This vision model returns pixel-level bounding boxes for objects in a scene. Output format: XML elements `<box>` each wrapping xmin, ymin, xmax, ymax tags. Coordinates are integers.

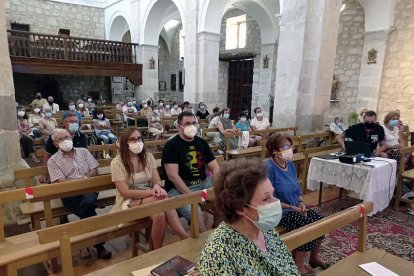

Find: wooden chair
<box><xmin>394</xmin><ymin>146</ymin><xmax>414</xmax><ymax>209</ymax></box>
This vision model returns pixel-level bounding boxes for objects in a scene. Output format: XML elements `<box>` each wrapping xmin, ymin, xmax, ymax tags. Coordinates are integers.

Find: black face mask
<box><xmin>48</xmin><ymin>101</ymin><xmax>53</xmax><ymax>104</ymax></box>
<box><xmin>36</xmin><ymin>95</ymin><xmax>41</xmax><ymax>99</ymax></box>
<box><xmin>364</xmin><ymin>121</ymin><xmax>375</xmax><ymax>130</ymax></box>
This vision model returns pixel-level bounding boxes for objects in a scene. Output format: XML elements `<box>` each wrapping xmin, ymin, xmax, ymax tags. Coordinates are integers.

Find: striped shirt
<box><xmin>47</xmin><ymin>148</ymin><xmax>99</xmax><ymax>183</ymax></box>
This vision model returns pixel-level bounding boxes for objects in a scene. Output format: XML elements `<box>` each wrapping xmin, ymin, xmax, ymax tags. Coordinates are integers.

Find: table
<box><xmin>307</xmin><ymin>157</ymin><xmax>396</xmax><ymax>215</ymax></box>
<box><xmin>319</xmin><ymin>248</ymin><xmax>414</xmax><ymax>275</ymax></box>
<box><xmin>86</xmin><ymin>230</ymin><xmax>213</xmax><ymax>276</ymax></box>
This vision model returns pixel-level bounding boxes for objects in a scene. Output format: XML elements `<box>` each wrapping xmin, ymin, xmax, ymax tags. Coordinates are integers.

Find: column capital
<box><xmin>197</xmin><ymin>31</ymin><xmax>222</xmax><ymax>42</ymax></box>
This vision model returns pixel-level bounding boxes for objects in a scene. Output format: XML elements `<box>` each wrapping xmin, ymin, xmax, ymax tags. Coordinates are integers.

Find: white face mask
<box><xmin>18</xmin><ymin>111</ymin><xmax>25</xmax><ymax>117</ymax></box>
<box><xmin>88</xmin><ymin>98</ymin><xmax>92</xmax><ymax>103</ymax></box>
<box><xmin>256</xmin><ymin>113</ymin><xmax>263</xmax><ymax>119</ymax></box>
<box><xmin>200</xmin><ymin>105</ymin><xmax>205</xmax><ymax>109</ymax></box>
<box><xmin>97</xmin><ymin>114</ymin><xmax>104</xmax><ymax>119</ymax></box>
<box><xmin>45</xmin><ymin>112</ymin><xmax>52</xmax><ymax>117</ymax></box>
<box><xmin>240</xmin><ymin>117</ymin><xmax>247</xmax><ymax>123</ymax></box>
<box><xmin>173</xmin><ymin>105</ymin><xmax>178</xmax><ymax>109</ymax></box>
<box><xmin>69</xmin><ymin>105</ymin><xmax>76</xmax><ymax>111</ymax></box>
<box><xmin>159</xmin><ymin>102</ymin><xmax>164</xmax><ymax>107</ymax></box>
<box><xmin>143</xmin><ymin>104</ymin><xmax>148</xmax><ymax>108</ymax></box>
<box><xmin>183</xmin><ymin>125</ymin><xmax>198</xmax><ymax>139</ymax></box>
<box><xmin>129</xmin><ymin>141</ymin><xmax>144</xmax><ymax>154</ymax></box>
<box><xmin>280</xmin><ymin>148</ymin><xmax>294</xmax><ymax>161</ymax></box>
<box><xmin>78</xmin><ymin>103</ymin><xmax>84</xmax><ymax>109</ymax></box>
<box><xmin>59</xmin><ymin>139</ymin><xmax>73</xmax><ymax>152</ymax></box>
<box><xmin>165</xmin><ymin>105</ymin><xmax>170</xmax><ymax>109</ymax></box>
<box><xmin>245</xmin><ymin>200</ymin><xmax>282</xmax><ymax>232</ymax></box>
<box><xmin>34</xmin><ymin>108</ymin><xmax>41</xmax><ymax>114</ymax></box>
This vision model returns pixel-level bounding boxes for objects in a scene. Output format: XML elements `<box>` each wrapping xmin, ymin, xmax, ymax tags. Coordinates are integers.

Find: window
<box><xmin>225</xmin><ymin>14</ymin><xmax>246</xmax><ymax>50</ymax></box>
<box><xmin>11</xmin><ymin>23</ymin><xmax>30</xmax><ymax>32</ymax></box>
<box><xmin>179</xmin><ymin>29</ymin><xmax>184</xmax><ymax>60</ymax></box>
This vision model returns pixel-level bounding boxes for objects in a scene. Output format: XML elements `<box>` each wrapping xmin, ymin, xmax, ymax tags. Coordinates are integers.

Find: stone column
<box><xmin>183</xmin><ymin>0</ymin><xmax>198</xmax><ymax>105</ymax></box>
<box><xmin>356</xmin><ymin>30</ymin><xmax>390</xmax><ymax>111</ymax></box>
<box><xmin>273</xmin><ymin>0</ymin><xmax>342</xmax><ymax>131</ymax></box>
<box><xmin>195</xmin><ymin>31</ymin><xmax>221</xmax><ymax>108</ymax></box>
<box><xmin>136</xmin><ymin>44</ymin><xmax>159</xmax><ymax>101</ymax></box>
<box><xmin>0</xmin><ymin>0</ymin><xmax>28</xmax><ymax>223</ymax></box>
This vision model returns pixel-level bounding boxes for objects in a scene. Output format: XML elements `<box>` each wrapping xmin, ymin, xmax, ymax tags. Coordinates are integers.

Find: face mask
<box><xmin>97</xmin><ymin>114</ymin><xmax>104</xmax><ymax>119</ymax></box>
<box><xmin>256</xmin><ymin>113</ymin><xmax>263</xmax><ymax>118</ymax></box>
<box><xmin>159</xmin><ymin>102</ymin><xmax>164</xmax><ymax>107</ymax></box>
<box><xmin>223</xmin><ymin>113</ymin><xmax>230</xmax><ymax>119</ymax></box>
<box><xmin>78</xmin><ymin>104</ymin><xmax>84</xmax><ymax>109</ymax></box>
<box><xmin>45</xmin><ymin>112</ymin><xmax>52</xmax><ymax>117</ymax></box>
<box><xmin>245</xmin><ymin>200</ymin><xmax>282</xmax><ymax>231</ymax></box>
<box><xmin>127</xmin><ymin>102</ymin><xmax>133</xmax><ymax>107</ymax></box>
<box><xmin>154</xmin><ymin>109</ymin><xmax>159</xmax><ymax>114</ymax></box>
<box><xmin>200</xmin><ymin>105</ymin><xmax>205</xmax><ymax>109</ymax></box>
<box><xmin>184</xmin><ymin>125</ymin><xmax>198</xmax><ymax>139</ymax></box>
<box><xmin>68</xmin><ymin>123</ymin><xmax>79</xmax><ymax>133</ymax></box>
<box><xmin>240</xmin><ymin>117</ymin><xmax>247</xmax><ymax>123</ymax></box>
<box><xmin>129</xmin><ymin>141</ymin><xmax>144</xmax><ymax>154</ymax></box>
<box><xmin>69</xmin><ymin>105</ymin><xmax>76</xmax><ymax>111</ymax></box>
<box><xmin>34</xmin><ymin>108</ymin><xmax>41</xmax><ymax>114</ymax></box>
<box><xmin>18</xmin><ymin>111</ymin><xmax>25</xmax><ymax>117</ymax></box>
<box><xmin>59</xmin><ymin>139</ymin><xmax>73</xmax><ymax>152</ymax></box>
<box><xmin>132</xmin><ymin>100</ymin><xmax>137</xmax><ymax>105</ymax></box>
<box><xmin>389</xmin><ymin>119</ymin><xmax>399</xmax><ymax>127</ymax></box>
<box><xmin>280</xmin><ymin>148</ymin><xmax>294</xmax><ymax>161</ymax></box>
<box><xmin>143</xmin><ymin>104</ymin><xmax>148</xmax><ymax>108</ymax></box>
<box><xmin>174</xmin><ymin>105</ymin><xmax>178</xmax><ymax>109</ymax></box>
<box><xmin>88</xmin><ymin>98</ymin><xmax>92</xmax><ymax>103</ymax></box>
<box><xmin>364</xmin><ymin>121</ymin><xmax>375</xmax><ymax>130</ymax></box>
<box><xmin>48</xmin><ymin>101</ymin><xmax>53</xmax><ymax>104</ymax></box>
<box><xmin>165</xmin><ymin>105</ymin><xmax>170</xmax><ymax>109</ymax></box>
<box><xmin>36</xmin><ymin>95</ymin><xmax>41</xmax><ymax>99</ymax></box>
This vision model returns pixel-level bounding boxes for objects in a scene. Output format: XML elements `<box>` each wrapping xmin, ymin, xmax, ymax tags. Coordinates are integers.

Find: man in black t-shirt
<box><xmin>162</xmin><ymin>111</ymin><xmax>220</xmax><ymax>231</ymax></box>
<box><xmin>337</xmin><ymin>110</ymin><xmax>385</xmax><ymax>155</ymax></box>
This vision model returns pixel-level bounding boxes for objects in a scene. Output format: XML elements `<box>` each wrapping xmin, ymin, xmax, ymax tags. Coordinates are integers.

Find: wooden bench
<box><xmin>36</xmin><ymin>189</ymin><xmax>214</xmax><ymax>276</ymax></box>
<box><xmin>0</xmin><ymin>175</ymin><xmax>152</xmax><ymax>276</ymax></box>
<box><xmin>297</xmin><ymin>131</ymin><xmax>332</xmax><ymax>152</ymax></box>
<box><xmin>394</xmin><ymin>146</ymin><xmax>414</xmax><ymax>209</ymax></box>
<box><xmin>84</xmin><ymin>201</ymin><xmax>373</xmax><ymax>276</ymax></box>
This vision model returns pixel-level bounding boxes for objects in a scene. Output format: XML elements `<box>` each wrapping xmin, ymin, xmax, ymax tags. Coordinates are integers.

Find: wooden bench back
<box><xmin>394</xmin><ymin>146</ymin><xmax>414</xmax><ymax>208</ymax></box>
<box><xmin>250</xmin><ymin>127</ymin><xmax>298</xmax><ymax>137</ymax></box>
<box><xmin>297</xmin><ymin>131</ymin><xmax>332</xmax><ymax>152</ymax></box>
<box><xmin>281</xmin><ymin>201</ymin><xmax>373</xmax><ymax>252</ymax></box>
<box><xmin>37</xmin><ymin>188</ymin><xmax>215</xmax><ymax>276</ymax></box>
<box><xmin>300</xmin><ymin>144</ymin><xmax>341</xmax><ymax>193</ymax></box>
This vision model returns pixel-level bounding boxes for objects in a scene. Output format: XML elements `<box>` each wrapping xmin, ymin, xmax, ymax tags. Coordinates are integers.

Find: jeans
<box><xmin>98</xmin><ymin>132</ymin><xmax>117</xmax><ymax>144</ymax></box>
<box><xmin>32</xmin><ymin>128</ymin><xmax>41</xmax><ymax>138</ymax></box>
<box><xmin>168</xmin><ymin>177</ymin><xmax>212</xmax><ymax>222</ymax></box>
<box><xmin>61</xmin><ymin>192</ymin><xmax>98</xmax><ymax>219</ymax></box>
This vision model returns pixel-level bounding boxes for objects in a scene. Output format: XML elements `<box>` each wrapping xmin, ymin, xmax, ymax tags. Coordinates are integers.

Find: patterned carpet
<box><xmin>314</xmin><ymin>197</ymin><xmax>414</xmax><ymax>264</ymax></box>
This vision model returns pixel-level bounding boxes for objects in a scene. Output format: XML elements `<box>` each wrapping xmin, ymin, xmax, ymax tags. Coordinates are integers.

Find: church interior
<box><xmin>0</xmin><ymin>0</ymin><xmax>414</xmax><ymax>275</ymax></box>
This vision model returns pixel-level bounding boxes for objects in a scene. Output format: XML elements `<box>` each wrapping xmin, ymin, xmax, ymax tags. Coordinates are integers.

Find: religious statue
<box><xmin>263</xmin><ymin>55</ymin><xmax>269</xmax><ymax>69</ymax></box>
<box><xmin>367</xmin><ymin>48</ymin><xmax>377</xmax><ymax>64</ymax></box>
<box><xmin>331</xmin><ymin>74</ymin><xmax>339</xmax><ymax>100</ymax></box>
<box><xmin>149</xmin><ymin>56</ymin><xmax>156</xmax><ymax>69</ymax></box>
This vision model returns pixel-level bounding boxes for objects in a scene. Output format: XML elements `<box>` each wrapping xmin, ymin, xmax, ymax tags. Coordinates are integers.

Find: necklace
<box><xmin>273</xmin><ymin>156</ymin><xmax>287</xmax><ymax>169</ymax></box>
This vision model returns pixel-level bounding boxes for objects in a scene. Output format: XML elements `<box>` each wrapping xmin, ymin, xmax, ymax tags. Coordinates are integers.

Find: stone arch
<box><xmin>141</xmin><ymin>0</ymin><xmax>185</xmax><ymax>46</ymax></box>
<box><xmin>356</xmin><ymin>0</ymin><xmax>395</xmax><ymax>31</ymax></box>
<box><xmin>199</xmin><ymin>0</ymin><xmax>280</xmax><ymax>44</ymax></box>
<box><xmin>107</xmin><ymin>13</ymin><xmax>131</xmax><ymax>42</ymax></box>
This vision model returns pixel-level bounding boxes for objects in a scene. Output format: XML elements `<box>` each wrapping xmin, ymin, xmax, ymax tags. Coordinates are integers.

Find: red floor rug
<box><xmin>314</xmin><ymin>197</ymin><xmax>414</xmax><ymax>263</ymax></box>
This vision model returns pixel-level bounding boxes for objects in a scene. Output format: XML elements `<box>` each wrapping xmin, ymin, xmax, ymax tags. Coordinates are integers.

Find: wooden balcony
<box><xmin>7</xmin><ymin>30</ymin><xmax>142</xmax><ymax>85</ymax></box>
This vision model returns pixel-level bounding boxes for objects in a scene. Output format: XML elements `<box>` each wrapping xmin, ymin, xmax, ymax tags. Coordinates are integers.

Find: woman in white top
<box><xmin>170</xmin><ymin>102</ymin><xmax>182</xmax><ymax>115</ymax></box>
<box><xmin>110</xmin><ymin>128</ymin><xmax>188</xmax><ymax>249</ymax></box>
<box><xmin>147</xmin><ymin>106</ymin><xmax>163</xmax><ymax>140</ymax></box>
<box><xmin>378</xmin><ymin>111</ymin><xmax>404</xmax><ymax>159</ymax></box>
<box><xmin>29</xmin><ymin>105</ymin><xmax>44</xmax><ymax>138</ymax></box>
<box><xmin>250</xmin><ymin>107</ymin><xmax>270</xmax><ymax>131</ymax></box>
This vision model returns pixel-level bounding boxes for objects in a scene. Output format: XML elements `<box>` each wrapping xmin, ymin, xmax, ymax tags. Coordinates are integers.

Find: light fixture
<box><xmin>340</xmin><ymin>3</ymin><xmax>346</xmax><ymax>12</ymax></box>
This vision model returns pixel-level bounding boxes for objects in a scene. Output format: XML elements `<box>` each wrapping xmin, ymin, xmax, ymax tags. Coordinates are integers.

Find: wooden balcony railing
<box><xmin>7</xmin><ymin>30</ymin><xmax>138</xmax><ymax>64</ymax></box>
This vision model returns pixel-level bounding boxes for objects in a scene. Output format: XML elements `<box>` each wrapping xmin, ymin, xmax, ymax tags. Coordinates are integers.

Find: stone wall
<box><xmin>158</xmin><ymin>27</ymin><xmax>184</xmax><ymax>104</ymax></box>
<box><xmin>328</xmin><ymin>0</ymin><xmax>365</xmax><ymax>125</ymax></box>
<box><xmin>217</xmin><ymin>9</ymin><xmax>261</xmax><ymax>112</ymax></box>
<box><xmin>378</xmin><ymin>0</ymin><xmax>414</xmax><ymax>129</ymax></box>
<box><xmin>13</xmin><ymin>74</ymin><xmax>111</xmax><ymax>108</ymax></box>
<box><xmin>5</xmin><ymin>0</ymin><xmax>104</xmax><ymax>39</ymax></box>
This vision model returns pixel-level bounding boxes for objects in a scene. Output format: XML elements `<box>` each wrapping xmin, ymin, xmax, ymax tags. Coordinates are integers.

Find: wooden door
<box><xmin>227</xmin><ymin>59</ymin><xmax>253</xmax><ymax>120</ymax></box>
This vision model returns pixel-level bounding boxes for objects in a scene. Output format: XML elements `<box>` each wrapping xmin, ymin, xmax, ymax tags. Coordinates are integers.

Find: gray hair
<box><xmin>51</xmin><ymin>128</ymin><xmax>68</xmax><ymax>142</ymax></box>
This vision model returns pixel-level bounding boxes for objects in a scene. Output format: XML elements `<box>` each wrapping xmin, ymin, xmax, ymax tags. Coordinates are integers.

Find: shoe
<box><xmin>60</xmin><ymin>215</ymin><xmax>69</xmax><ymax>224</ymax></box>
<box><xmin>96</xmin><ymin>246</ymin><xmax>112</xmax><ymax>259</ymax></box>
<box><xmin>217</xmin><ymin>149</ymin><xmax>224</xmax><ymax>155</ymax></box>
<box><xmin>300</xmin><ymin>269</ymin><xmax>316</xmax><ymax>276</ymax></box>
<box><xmin>309</xmin><ymin>261</ymin><xmax>332</xmax><ymax>270</ymax></box>
<box><xmin>80</xmin><ymin>247</ymin><xmax>91</xmax><ymax>259</ymax></box>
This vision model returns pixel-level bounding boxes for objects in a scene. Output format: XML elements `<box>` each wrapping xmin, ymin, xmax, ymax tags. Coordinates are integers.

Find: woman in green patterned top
<box><xmin>198</xmin><ymin>159</ymin><xmax>299</xmax><ymax>275</ymax></box>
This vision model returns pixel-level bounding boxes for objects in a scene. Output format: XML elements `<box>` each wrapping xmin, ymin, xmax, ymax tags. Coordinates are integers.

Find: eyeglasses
<box><xmin>128</xmin><ymin>137</ymin><xmax>142</xmax><ymax>143</ymax></box>
<box><xmin>279</xmin><ymin>145</ymin><xmax>294</xmax><ymax>151</ymax></box>
<box><xmin>180</xmin><ymin>121</ymin><xmax>198</xmax><ymax>127</ymax></box>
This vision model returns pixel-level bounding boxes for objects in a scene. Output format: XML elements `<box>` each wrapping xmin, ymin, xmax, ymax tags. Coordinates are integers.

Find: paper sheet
<box><xmin>359</xmin><ymin>262</ymin><xmax>399</xmax><ymax>276</ymax></box>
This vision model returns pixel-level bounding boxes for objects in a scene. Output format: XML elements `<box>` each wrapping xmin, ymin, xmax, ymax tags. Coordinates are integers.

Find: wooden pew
<box><xmin>0</xmin><ymin>175</ymin><xmax>152</xmax><ymax>276</ymax></box>
<box><xmin>36</xmin><ymin>189</ymin><xmax>214</xmax><ymax>276</ymax></box>
<box><xmin>83</xmin><ymin>202</ymin><xmax>373</xmax><ymax>276</ymax></box>
<box><xmin>394</xmin><ymin>146</ymin><xmax>414</xmax><ymax>208</ymax></box>
<box><xmin>297</xmin><ymin>131</ymin><xmax>332</xmax><ymax>152</ymax></box>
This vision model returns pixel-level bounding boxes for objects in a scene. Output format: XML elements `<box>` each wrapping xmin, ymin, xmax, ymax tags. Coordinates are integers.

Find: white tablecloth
<box><xmin>307</xmin><ymin>157</ymin><xmax>397</xmax><ymax>215</ymax></box>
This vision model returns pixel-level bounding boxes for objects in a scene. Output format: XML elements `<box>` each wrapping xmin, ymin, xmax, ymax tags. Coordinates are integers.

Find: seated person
<box><xmin>266</xmin><ymin>134</ymin><xmax>329</xmax><ymax>275</ymax></box>
<box><xmin>42</xmin><ymin>96</ymin><xmax>60</xmax><ymax>114</ymax></box>
<box><xmin>358</xmin><ymin>108</ymin><xmax>368</xmax><ymax>123</ymax></box>
<box><xmin>92</xmin><ymin>108</ymin><xmax>117</xmax><ymax>144</ymax></box>
<box><xmin>162</xmin><ymin>111</ymin><xmax>220</xmax><ymax>232</ymax></box>
<box><xmin>170</xmin><ymin>102</ymin><xmax>182</xmax><ymax>115</ymax></box>
<box><xmin>29</xmin><ymin>105</ymin><xmax>43</xmax><ymax>138</ymax></box>
<box><xmin>30</xmin><ymin>92</ymin><xmax>47</xmax><ymax>110</ymax></box>
<box><xmin>122</xmin><ymin>98</ymin><xmax>138</xmax><ymax>127</ymax></box>
<box><xmin>206</xmin><ymin>106</ymin><xmax>219</xmax><ymax>123</ymax></box>
<box><xmin>17</xmin><ymin>106</ymin><xmax>39</xmax><ymax>163</ymax></box>
<box><xmin>236</xmin><ymin>112</ymin><xmax>260</xmax><ymax>147</ymax></box>
<box><xmin>336</xmin><ymin>110</ymin><xmax>385</xmax><ymax>156</ymax></box>
<box><xmin>47</xmin><ymin>129</ymin><xmax>112</xmax><ymax>260</ymax></box>
<box><xmin>140</xmin><ymin>100</ymin><xmax>153</xmax><ymax>117</ymax></box>
<box><xmin>38</xmin><ymin>107</ymin><xmax>58</xmax><ymax>144</ymax></box>
<box><xmin>329</xmin><ymin>116</ymin><xmax>347</xmax><ymax>135</ymax></box>
<box><xmin>206</xmin><ymin>108</ymin><xmax>223</xmax><ymax>147</ymax></box>
<box><xmin>147</xmin><ymin>106</ymin><xmax>163</xmax><ymax>140</ymax></box>
<box><xmin>111</xmin><ymin>128</ymin><xmax>188</xmax><ymax>249</ymax></box>
<box><xmin>217</xmin><ymin>107</ymin><xmax>238</xmax><ymax>150</ymax></box>
<box><xmin>85</xmin><ymin>96</ymin><xmax>96</xmax><ymax>110</ymax></box>
<box><xmin>66</xmin><ymin>101</ymin><xmax>83</xmax><ymax>124</ymax></box>
<box><xmin>196</xmin><ymin>102</ymin><xmax>210</xmax><ymax>120</ymax></box>
<box><xmin>198</xmin><ymin>158</ymin><xmax>299</xmax><ymax>275</ymax></box>
<box><xmin>76</xmin><ymin>99</ymin><xmax>90</xmax><ymax>118</ymax></box>
<box><xmin>377</xmin><ymin>111</ymin><xmax>405</xmax><ymax>160</ymax></box>
<box><xmin>250</xmin><ymin>107</ymin><xmax>270</xmax><ymax>131</ymax></box>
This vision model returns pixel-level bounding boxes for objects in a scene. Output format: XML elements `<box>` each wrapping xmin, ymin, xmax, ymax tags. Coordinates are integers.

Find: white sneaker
<box><xmin>217</xmin><ymin>149</ymin><xmax>224</xmax><ymax>155</ymax></box>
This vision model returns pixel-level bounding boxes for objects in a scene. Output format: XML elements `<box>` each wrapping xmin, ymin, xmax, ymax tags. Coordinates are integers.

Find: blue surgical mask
<box><xmin>68</xmin><ymin>123</ymin><xmax>79</xmax><ymax>133</ymax></box>
<box><xmin>245</xmin><ymin>200</ymin><xmax>282</xmax><ymax>232</ymax></box>
<box><xmin>223</xmin><ymin>113</ymin><xmax>230</xmax><ymax>119</ymax></box>
<box><xmin>389</xmin><ymin>119</ymin><xmax>399</xmax><ymax>127</ymax></box>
